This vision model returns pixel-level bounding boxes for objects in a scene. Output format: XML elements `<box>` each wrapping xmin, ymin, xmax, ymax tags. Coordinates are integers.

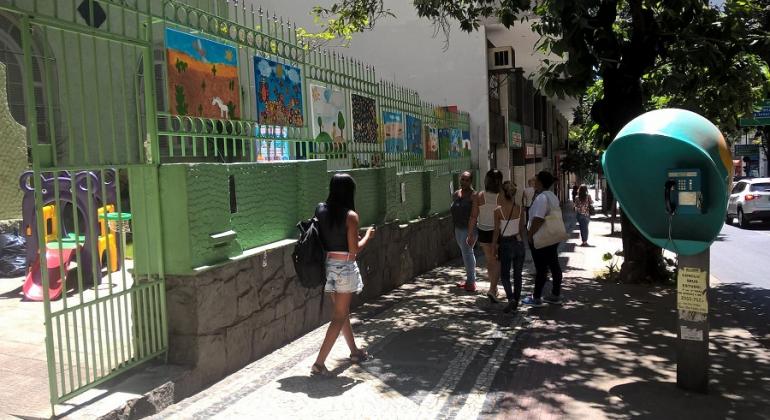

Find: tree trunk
<box><xmin>618</xmin><ymin>209</ymin><xmax>669</xmax><ymax>283</ymax></box>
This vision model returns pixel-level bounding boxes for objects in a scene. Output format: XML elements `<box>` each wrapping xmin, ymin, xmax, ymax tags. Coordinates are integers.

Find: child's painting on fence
<box><xmin>424</xmin><ymin>125</ymin><xmax>439</xmax><ymax>160</ymax></box>
<box><xmin>405</xmin><ymin>115</ymin><xmax>423</xmax><ymax>155</ymax></box>
<box><xmin>166</xmin><ymin>28</ymin><xmax>240</xmax><ymax>119</ymax></box>
<box><xmin>309</xmin><ymin>84</ymin><xmax>348</xmax><ymax>144</ymax></box>
<box><xmin>351</xmin><ymin>94</ymin><xmax>378</xmax><ymax>143</ymax></box>
<box><xmin>383</xmin><ymin>111</ymin><xmax>404</xmax><ymax>153</ymax></box>
<box><xmin>254</xmin><ymin>56</ymin><xmax>303</xmax><ymax>127</ymax></box>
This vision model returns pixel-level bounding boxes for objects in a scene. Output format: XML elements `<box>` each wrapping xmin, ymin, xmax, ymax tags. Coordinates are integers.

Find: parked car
<box><xmin>726</xmin><ymin>178</ymin><xmax>770</xmax><ymax>228</ymax></box>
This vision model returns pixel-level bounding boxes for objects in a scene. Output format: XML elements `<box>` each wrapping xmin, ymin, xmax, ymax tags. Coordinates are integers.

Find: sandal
<box><xmin>310</xmin><ymin>363</ymin><xmax>333</xmax><ymax>377</ymax></box>
<box><xmin>487</xmin><ymin>293</ymin><xmax>500</xmax><ymax>304</ymax></box>
<box><xmin>349</xmin><ymin>349</ymin><xmax>369</xmax><ymax>364</ymax></box>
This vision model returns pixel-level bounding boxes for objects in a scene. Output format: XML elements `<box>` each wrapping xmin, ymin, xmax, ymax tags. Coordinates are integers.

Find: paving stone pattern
<box><xmin>155</xmin><ymin>200</ymin><xmax>770</xmax><ymax>420</ymax></box>
<box><xmin>163</xmin><ymin>214</ymin><xmax>461</xmax><ymax>395</ymax></box>
<box><xmin>155</xmin><ymin>265</ymin><xmax>527</xmax><ymax>420</ymax></box>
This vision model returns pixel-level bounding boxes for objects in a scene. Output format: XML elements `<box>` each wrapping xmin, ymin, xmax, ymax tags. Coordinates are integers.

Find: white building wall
<box><xmin>243</xmin><ymin>0</ymin><xmax>491</xmax><ymax>174</ymax></box>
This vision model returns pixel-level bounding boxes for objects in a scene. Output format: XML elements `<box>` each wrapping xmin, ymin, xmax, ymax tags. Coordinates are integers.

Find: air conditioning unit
<box><xmin>488</xmin><ymin>47</ymin><xmax>514</xmax><ymax>73</ymax></box>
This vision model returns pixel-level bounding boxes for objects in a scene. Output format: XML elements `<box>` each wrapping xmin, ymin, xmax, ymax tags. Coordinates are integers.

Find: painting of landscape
<box><xmin>383</xmin><ymin>111</ymin><xmax>404</xmax><ymax>153</ymax></box>
<box><xmin>310</xmin><ymin>84</ymin><xmax>348</xmax><ymax>143</ymax></box>
<box><xmin>165</xmin><ymin>28</ymin><xmax>240</xmax><ymax>119</ymax></box>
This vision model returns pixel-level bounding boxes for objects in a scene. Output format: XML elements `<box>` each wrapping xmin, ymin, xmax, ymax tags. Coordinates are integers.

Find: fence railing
<box><xmin>2</xmin><ymin>0</ymin><xmax>476</xmax><ymax>410</ymax></box>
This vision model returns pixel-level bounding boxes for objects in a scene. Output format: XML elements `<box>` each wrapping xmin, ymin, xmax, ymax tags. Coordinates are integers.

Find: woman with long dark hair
<box><xmin>493</xmin><ymin>181</ymin><xmax>527</xmax><ymax>313</ymax></box>
<box><xmin>312</xmin><ymin>173</ymin><xmax>375</xmax><ymax>376</ymax></box>
<box><xmin>574</xmin><ymin>185</ymin><xmax>594</xmax><ymax>246</ymax></box>
<box><xmin>467</xmin><ymin>169</ymin><xmax>504</xmax><ymax>303</ymax></box>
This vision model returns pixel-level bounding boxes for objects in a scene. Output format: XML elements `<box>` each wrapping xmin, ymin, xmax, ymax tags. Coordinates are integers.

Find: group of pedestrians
<box><xmin>307</xmin><ymin>170</ymin><xmax>587</xmax><ymax>376</ymax></box>
<box><xmin>452</xmin><ymin>169</ymin><xmax>570</xmax><ymax>311</ymax></box>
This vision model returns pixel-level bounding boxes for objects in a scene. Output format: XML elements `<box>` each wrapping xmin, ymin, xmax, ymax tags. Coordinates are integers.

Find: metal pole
<box><xmin>676</xmin><ymin>248</ymin><xmax>710</xmax><ymax>393</ymax></box>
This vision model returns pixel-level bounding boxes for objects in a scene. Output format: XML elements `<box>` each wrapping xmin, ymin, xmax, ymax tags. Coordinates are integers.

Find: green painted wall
<box><xmin>230</xmin><ymin>162</ymin><xmax>299</xmax><ymax>250</ymax></box>
<box><xmin>0</xmin><ymin>63</ymin><xmax>27</xmax><ymax>220</ymax></box>
<box><xmin>150</xmin><ymin>161</ymin><xmax>464</xmax><ymax>274</ymax></box>
<box><xmin>297</xmin><ymin>160</ymin><xmax>328</xmax><ymax>220</ymax></box>
<box><xmin>399</xmin><ymin>172</ymin><xmax>426</xmax><ymax>221</ymax></box>
<box><xmin>186</xmin><ymin>164</ymin><xmax>241</xmax><ymax>268</ymax></box>
<box><xmin>427</xmin><ymin>172</ymin><xmax>453</xmax><ymax>216</ymax></box>
<box><xmin>384</xmin><ymin>168</ymin><xmax>401</xmax><ymax>221</ymax></box>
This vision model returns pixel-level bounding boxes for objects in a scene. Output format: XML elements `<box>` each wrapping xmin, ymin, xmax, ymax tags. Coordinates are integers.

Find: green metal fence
<box><xmin>1</xmin><ymin>0</ymin><xmax>168</xmax><ymax>410</ymax></box>
<box><xmin>155</xmin><ymin>0</ymin><xmax>472</xmax><ymax>174</ymax></box>
<box><xmin>3</xmin><ymin>0</ymin><xmax>473</xmax><ymax>410</ymax></box>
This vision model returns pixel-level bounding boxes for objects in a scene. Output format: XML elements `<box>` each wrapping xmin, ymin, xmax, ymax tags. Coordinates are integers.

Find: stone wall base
<box><xmin>165</xmin><ymin>214</ymin><xmax>459</xmax><ymax>390</ymax></box>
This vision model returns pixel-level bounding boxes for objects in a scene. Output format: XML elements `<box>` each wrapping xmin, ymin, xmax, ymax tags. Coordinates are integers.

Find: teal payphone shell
<box><xmin>666</xmin><ymin>169</ymin><xmax>703</xmax><ymax>215</ymax></box>
<box><xmin>602</xmin><ymin>109</ymin><xmax>733</xmax><ymax>256</ymax></box>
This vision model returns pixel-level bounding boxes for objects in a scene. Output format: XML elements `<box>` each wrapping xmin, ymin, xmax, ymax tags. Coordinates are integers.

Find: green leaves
<box><xmin>298</xmin><ymin>0</ymin><xmax>394</xmax><ymax>47</ymax></box>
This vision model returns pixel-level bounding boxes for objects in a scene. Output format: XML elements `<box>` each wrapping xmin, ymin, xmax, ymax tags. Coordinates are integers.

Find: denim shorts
<box><xmin>325</xmin><ymin>259</ymin><xmax>364</xmax><ymax>294</ymax></box>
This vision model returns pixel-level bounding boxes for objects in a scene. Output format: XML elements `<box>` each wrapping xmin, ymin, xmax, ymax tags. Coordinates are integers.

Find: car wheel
<box><xmin>725</xmin><ymin>213</ymin><xmax>733</xmax><ymax>225</ymax></box>
<box><xmin>738</xmin><ymin>209</ymin><xmax>748</xmax><ymax>229</ymax></box>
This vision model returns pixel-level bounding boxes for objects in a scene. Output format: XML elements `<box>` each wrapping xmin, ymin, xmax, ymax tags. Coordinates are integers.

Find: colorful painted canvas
<box><xmin>254</xmin><ymin>56</ymin><xmax>303</xmax><ymax>127</ymax></box>
<box><xmin>405</xmin><ymin>115</ymin><xmax>423</xmax><ymax>155</ymax></box>
<box><xmin>424</xmin><ymin>125</ymin><xmax>439</xmax><ymax>160</ymax></box>
<box><xmin>450</xmin><ymin>128</ymin><xmax>462</xmax><ymax>158</ymax></box>
<box><xmin>383</xmin><ymin>111</ymin><xmax>404</xmax><ymax>153</ymax></box>
<box><xmin>165</xmin><ymin>28</ymin><xmax>240</xmax><ymax>119</ymax></box>
<box><xmin>462</xmin><ymin>130</ymin><xmax>472</xmax><ymax>156</ymax></box>
<box><xmin>351</xmin><ymin>94</ymin><xmax>378</xmax><ymax>143</ymax></box>
<box><xmin>309</xmin><ymin>84</ymin><xmax>348</xmax><ymax>144</ymax></box>
<box><xmin>438</xmin><ymin>128</ymin><xmax>451</xmax><ymax>159</ymax></box>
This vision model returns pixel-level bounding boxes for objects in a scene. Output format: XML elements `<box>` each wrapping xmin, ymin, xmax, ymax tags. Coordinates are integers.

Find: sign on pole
<box><xmin>739</xmin><ymin>99</ymin><xmax>770</xmax><ymax>127</ymax></box>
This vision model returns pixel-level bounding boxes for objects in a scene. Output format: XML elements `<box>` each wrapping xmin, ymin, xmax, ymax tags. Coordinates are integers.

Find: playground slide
<box><xmin>22</xmin><ymin>248</ymin><xmax>75</xmax><ymax>301</ymax></box>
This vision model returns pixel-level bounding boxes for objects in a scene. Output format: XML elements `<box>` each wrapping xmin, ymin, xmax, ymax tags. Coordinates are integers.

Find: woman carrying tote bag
<box><xmin>522</xmin><ymin>171</ymin><xmax>568</xmax><ymax>307</ymax></box>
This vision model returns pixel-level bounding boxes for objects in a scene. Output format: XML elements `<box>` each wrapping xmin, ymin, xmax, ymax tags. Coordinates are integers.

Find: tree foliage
<box><xmin>562</xmin><ymin>81</ymin><xmax>606</xmax><ymax>180</ymax></box>
<box><xmin>308</xmin><ymin>0</ymin><xmax>770</xmax><ymax>283</ymax></box>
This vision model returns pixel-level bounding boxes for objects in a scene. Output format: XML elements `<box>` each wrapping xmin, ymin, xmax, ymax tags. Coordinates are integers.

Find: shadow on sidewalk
<box><xmin>348</xmin><ymin>265</ymin><xmax>525</xmax><ymax>407</ymax></box>
<box><xmin>486</xmin><ymin>276</ymin><xmax>770</xmax><ymax>419</ymax></box>
<box><xmin>277</xmin><ymin>374</ymin><xmax>363</xmax><ymax>399</ymax></box>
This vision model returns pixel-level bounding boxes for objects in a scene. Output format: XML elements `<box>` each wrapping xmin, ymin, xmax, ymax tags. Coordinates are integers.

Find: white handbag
<box><xmin>533</xmin><ymin>192</ymin><xmax>569</xmax><ymax>249</ymax></box>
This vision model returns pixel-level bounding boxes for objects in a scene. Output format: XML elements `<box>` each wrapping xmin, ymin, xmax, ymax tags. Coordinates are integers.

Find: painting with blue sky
<box><xmin>254</xmin><ymin>56</ymin><xmax>304</xmax><ymax>127</ymax></box>
<box><xmin>165</xmin><ymin>28</ymin><xmax>240</xmax><ymax>119</ymax></box>
<box><xmin>383</xmin><ymin>111</ymin><xmax>404</xmax><ymax>153</ymax></box>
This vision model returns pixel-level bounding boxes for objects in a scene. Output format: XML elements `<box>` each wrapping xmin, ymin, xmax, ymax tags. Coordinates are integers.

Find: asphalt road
<box><xmin>711</xmin><ymin>221</ymin><xmax>770</xmax><ymax>289</ymax></box>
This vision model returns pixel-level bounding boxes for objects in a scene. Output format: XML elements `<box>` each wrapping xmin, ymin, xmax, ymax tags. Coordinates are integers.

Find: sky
<box><xmin>165</xmin><ymin>28</ymin><xmax>237</xmax><ymax>66</ymax></box>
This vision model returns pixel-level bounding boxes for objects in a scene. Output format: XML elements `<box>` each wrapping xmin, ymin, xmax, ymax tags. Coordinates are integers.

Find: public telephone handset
<box><xmin>665</xmin><ymin>169</ymin><xmax>704</xmax><ymax>216</ymax></box>
<box><xmin>665</xmin><ymin>180</ymin><xmax>678</xmax><ymax>215</ymax></box>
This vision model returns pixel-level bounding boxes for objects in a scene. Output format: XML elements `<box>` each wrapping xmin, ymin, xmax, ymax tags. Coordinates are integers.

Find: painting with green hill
<box><xmin>309</xmin><ymin>84</ymin><xmax>348</xmax><ymax>143</ymax></box>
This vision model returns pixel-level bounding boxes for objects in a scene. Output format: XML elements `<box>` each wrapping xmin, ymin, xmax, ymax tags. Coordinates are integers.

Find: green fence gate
<box><xmin>2</xmin><ymin>0</ymin><xmax>168</xmax><ymax>410</ymax></box>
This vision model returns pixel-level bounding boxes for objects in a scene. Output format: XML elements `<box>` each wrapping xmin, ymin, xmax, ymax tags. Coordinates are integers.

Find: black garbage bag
<box><xmin>0</xmin><ymin>232</ymin><xmax>27</xmax><ymax>278</ymax></box>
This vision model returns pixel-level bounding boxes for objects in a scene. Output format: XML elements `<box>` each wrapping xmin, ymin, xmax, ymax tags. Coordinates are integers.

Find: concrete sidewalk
<box><xmin>152</xmin><ymin>206</ymin><xmax>770</xmax><ymax>420</ymax></box>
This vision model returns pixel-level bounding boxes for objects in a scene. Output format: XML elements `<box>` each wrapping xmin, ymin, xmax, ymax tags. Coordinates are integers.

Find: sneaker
<box><xmin>456</xmin><ymin>282</ymin><xmax>477</xmax><ymax>292</ymax></box>
<box><xmin>521</xmin><ymin>296</ymin><xmax>545</xmax><ymax>307</ymax></box>
<box><xmin>543</xmin><ymin>295</ymin><xmax>563</xmax><ymax>305</ymax></box>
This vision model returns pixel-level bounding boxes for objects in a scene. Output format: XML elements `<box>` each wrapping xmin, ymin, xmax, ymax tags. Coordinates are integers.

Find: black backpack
<box><xmin>292</xmin><ymin>216</ymin><xmax>326</xmax><ymax>289</ymax></box>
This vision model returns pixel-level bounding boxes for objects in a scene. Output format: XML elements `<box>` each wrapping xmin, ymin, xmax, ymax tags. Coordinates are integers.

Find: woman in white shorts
<box><xmin>312</xmin><ymin>173</ymin><xmax>375</xmax><ymax>377</ymax></box>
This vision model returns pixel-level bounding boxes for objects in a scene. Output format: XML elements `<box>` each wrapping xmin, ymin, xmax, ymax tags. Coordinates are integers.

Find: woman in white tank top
<box><xmin>467</xmin><ymin>169</ymin><xmax>504</xmax><ymax>303</ymax></box>
<box><xmin>493</xmin><ymin>181</ymin><xmax>527</xmax><ymax>313</ymax></box>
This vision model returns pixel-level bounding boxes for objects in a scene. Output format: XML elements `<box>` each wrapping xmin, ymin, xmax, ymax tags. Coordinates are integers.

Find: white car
<box><xmin>726</xmin><ymin>178</ymin><xmax>770</xmax><ymax>228</ymax></box>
